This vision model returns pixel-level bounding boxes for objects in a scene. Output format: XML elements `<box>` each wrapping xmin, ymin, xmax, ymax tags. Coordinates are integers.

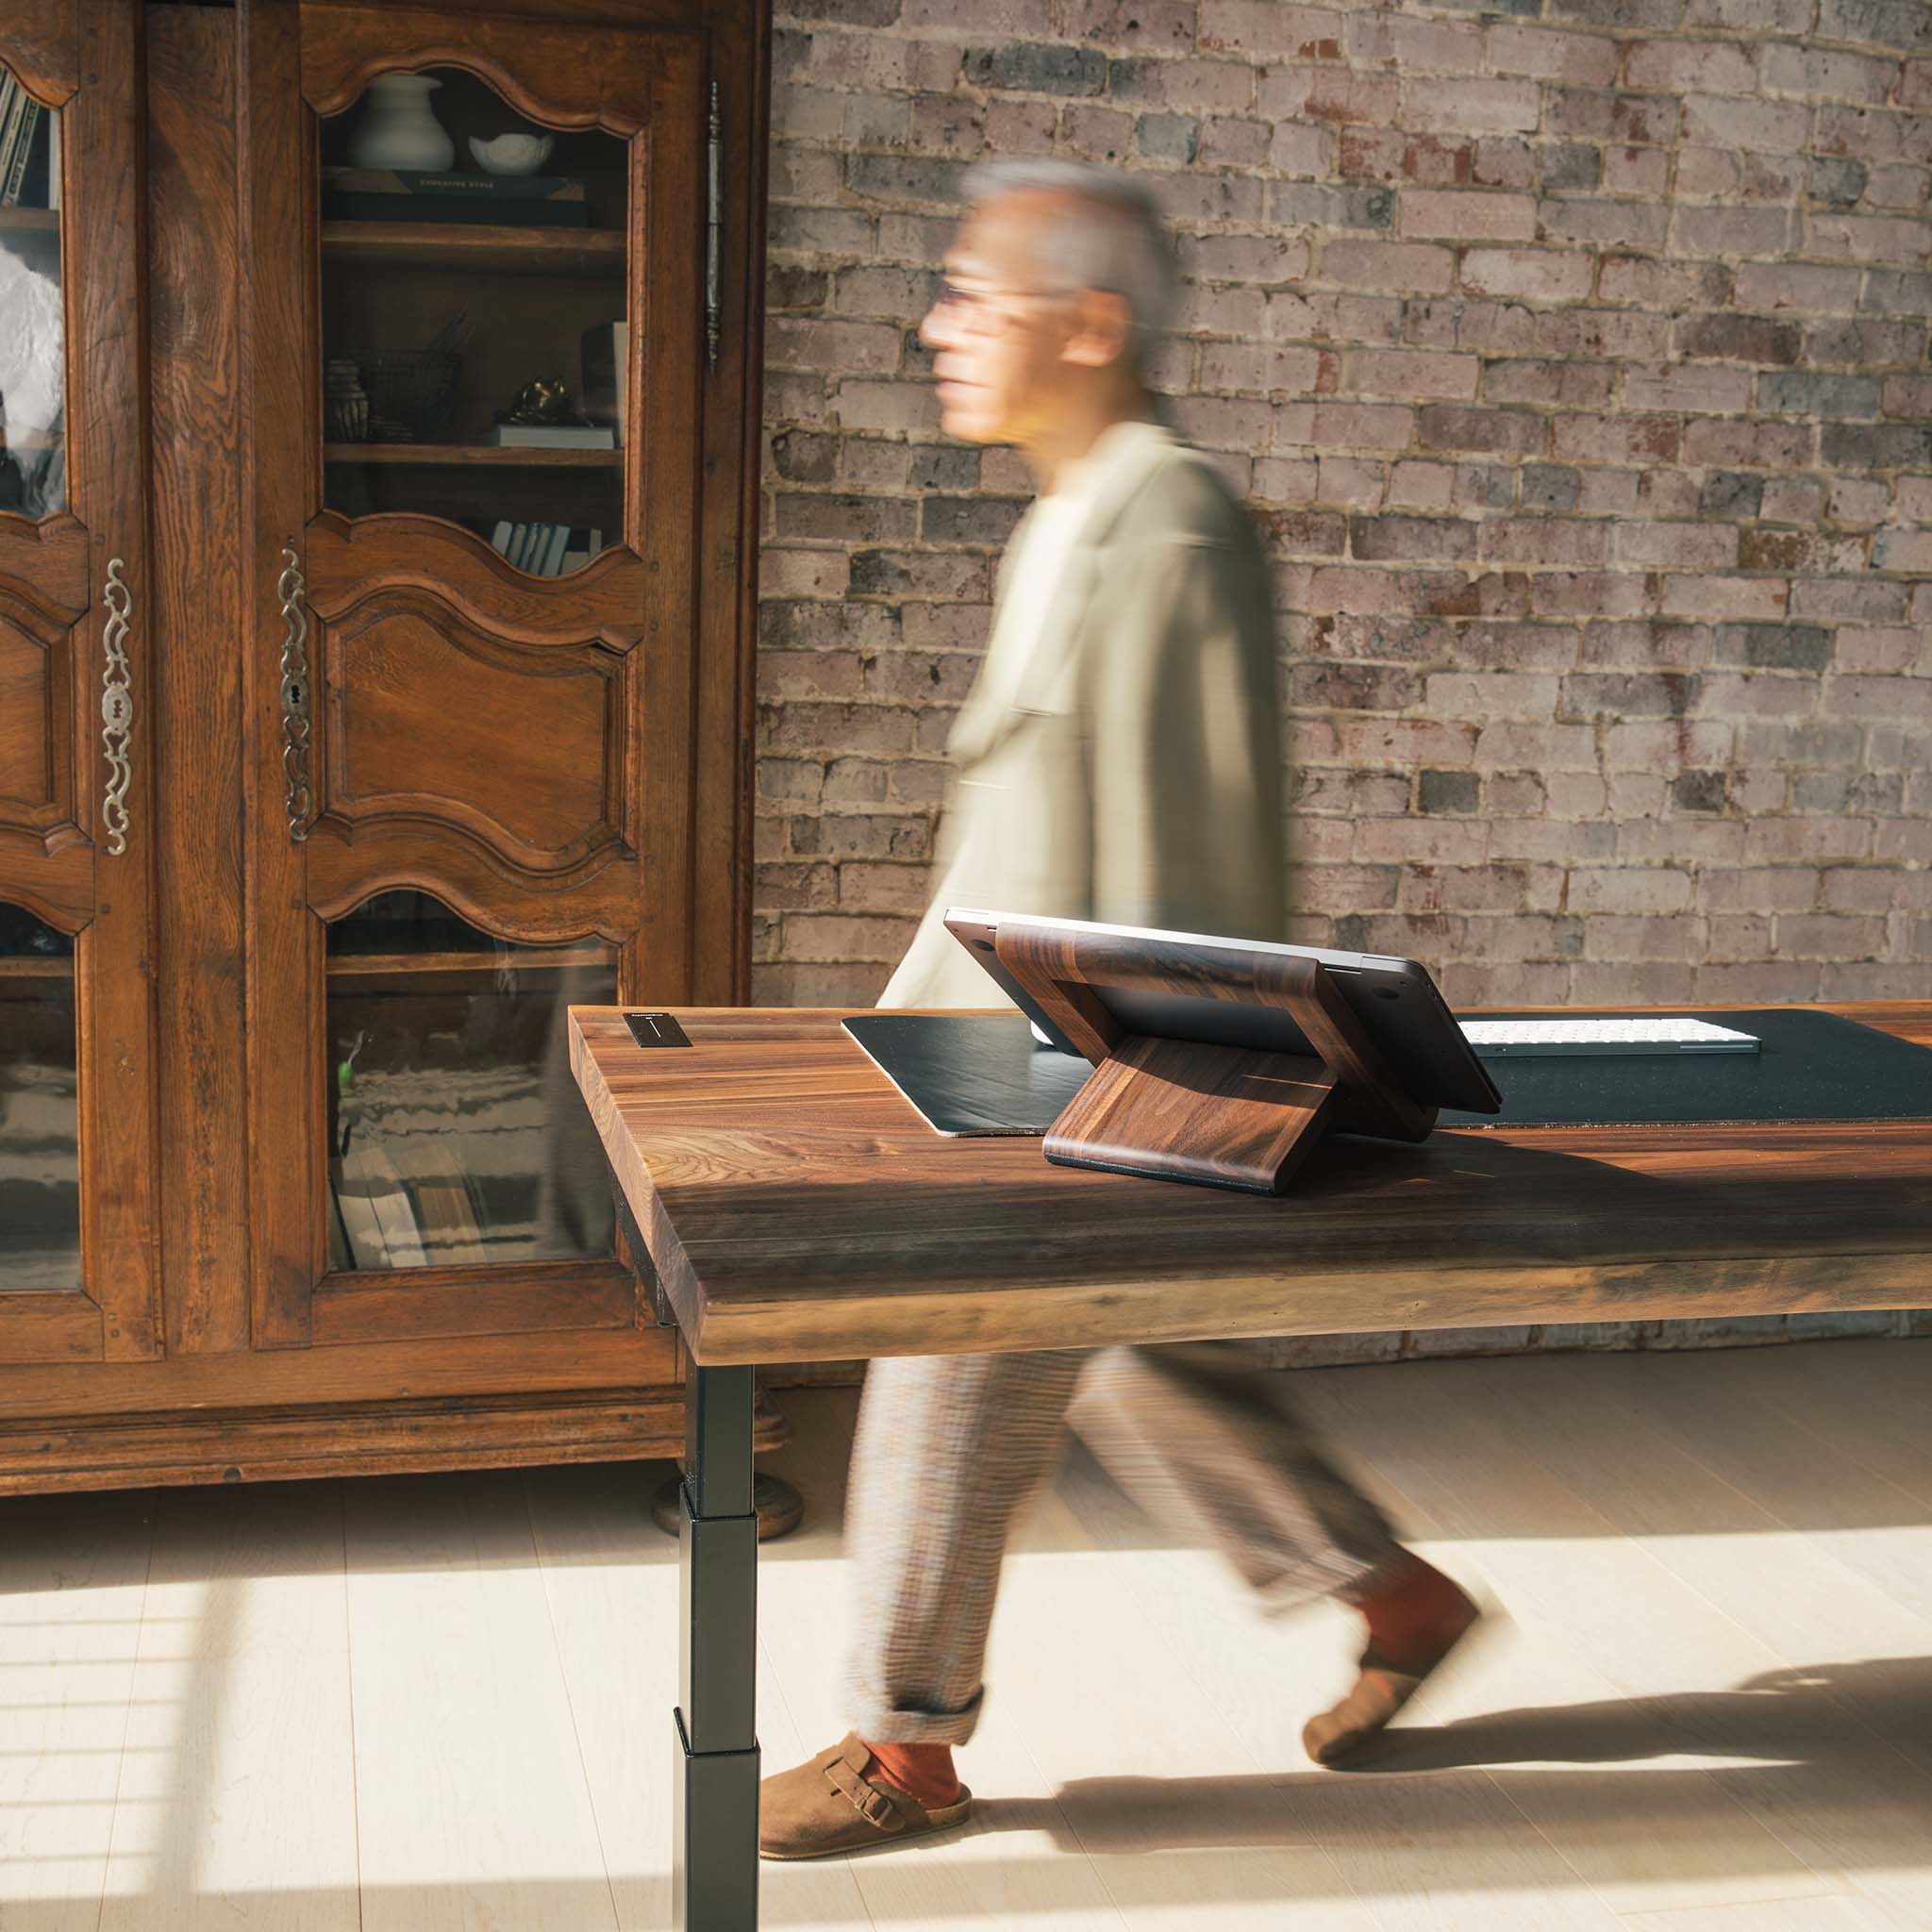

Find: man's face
<box><xmin>919</xmin><ymin>194</ymin><xmax>1085</xmax><ymax>445</ymax></box>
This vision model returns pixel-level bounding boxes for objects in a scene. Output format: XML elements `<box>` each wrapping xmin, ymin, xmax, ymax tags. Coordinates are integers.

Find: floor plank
<box><xmin>0</xmin><ymin>1491</ymin><xmax>153</xmax><ymax>1932</ymax></box>
<box><xmin>1298</xmin><ymin>1357</ymin><xmax>1932</xmax><ymax>1932</ymax></box>
<box><xmin>344</xmin><ymin>1471</ymin><xmax>618</xmax><ymax>1932</ymax></box>
<box><xmin>99</xmin><ymin>1481</ymin><xmax>359</xmax><ymax>1931</ymax></box>
<box><xmin>2</xmin><ymin>1340</ymin><xmax>1928</xmax><ymax>1931</ymax></box>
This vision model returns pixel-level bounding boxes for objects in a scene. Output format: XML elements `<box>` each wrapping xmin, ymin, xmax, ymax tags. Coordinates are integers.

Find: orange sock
<box><xmin>862</xmin><ymin>1739</ymin><xmax>962</xmax><ymax>1808</ymax></box>
<box><xmin>1350</xmin><ymin>1555</ymin><xmax>1475</xmax><ymax>1675</ymax></box>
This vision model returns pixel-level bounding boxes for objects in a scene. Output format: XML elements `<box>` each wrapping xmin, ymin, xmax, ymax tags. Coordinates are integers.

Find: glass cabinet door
<box><xmin>241</xmin><ymin>5</ymin><xmax>705</xmax><ymax>1347</ymax></box>
<box><xmin>0</xmin><ymin>4</ymin><xmax>158</xmax><ymax>1361</ymax></box>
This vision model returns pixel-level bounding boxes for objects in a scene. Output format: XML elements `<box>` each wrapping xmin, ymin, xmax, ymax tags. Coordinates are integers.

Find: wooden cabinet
<box><xmin>0</xmin><ymin>0</ymin><xmax>769</xmax><ymax>1491</ymax></box>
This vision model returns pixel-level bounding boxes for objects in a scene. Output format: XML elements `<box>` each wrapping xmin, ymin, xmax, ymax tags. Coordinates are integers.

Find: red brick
<box><xmin>1398</xmin><ymin>76</ymin><xmax>1541</xmax><ymax>136</ymax></box>
<box><xmin>1197</xmin><ymin>0</ymin><xmax>1347</xmax><ymax>56</ymax></box>
<box><xmin>1399</xmin><ymin>191</ymin><xmax>1537</xmax><ymax>242</ymax></box>
<box><xmin>1680</xmin><ymin>421</ymin><xmax>1816</xmax><ymax>473</ymax></box>
<box><xmin>1549</xmin><ymin>413</ymin><xmax>1684</xmax><ymax>466</ymax></box>
<box><xmin>1602</xmin><ymin>145</ymin><xmax>1672</xmax><ymax>199</ymax></box>
<box><xmin>1661</xmin><ymin>572</ymin><xmax>1792</xmax><ymax>618</ymax></box>
<box><xmin>1278</xmin><ymin>402</ymin><xmax>1417</xmax><ymax>452</ymax></box>
<box><xmin>1761</xmin><ymin>43</ymin><xmax>1903</xmax><ymax>105</ymax></box>
<box><xmin>1532</xmin><ymin>572</ymin><xmax>1657</xmax><ymax>618</ymax></box>
<box><xmin>1314</xmin><ymin>238</ymin><xmax>1457</xmax><ymax>294</ymax></box>
<box><xmin>1341</xmin><ymin>349</ymin><xmax>1479</xmax><ymax>401</ymax></box>
<box><xmin>1461</xmin><ymin>142</ymin><xmax>1523</xmax><ymax>196</ymax></box>
<box><xmin>1623</xmin><ymin>39</ymin><xmax>1757</xmax><ymax>95</ymax></box>
<box><xmin>1476</xmin><ymin>519</ymin><xmax>1608</xmax><ymax>568</ymax></box>
<box><xmin>1568</xmin><ymin>868</ymin><xmax>1694</xmax><ymax>914</ymax></box>
<box><xmin>1448</xmin><ymin>261</ymin><xmax>1587</xmax><ymax>325</ymax></box>
<box><xmin>1483</xmin><ymin>358</ymin><xmax>1615</xmax><ymax>408</ymax></box>
<box><xmin>1259</xmin><ymin>68</ymin><xmax>1397</xmax><ymax>124</ymax></box>
<box><xmin>1416</xmin><ymin>406</ymin><xmax>1549</xmax><ymax>458</ymax></box>
<box><xmin>1598</xmin><ymin>257</ymin><xmax>1731</xmax><ymax>310</ymax></box>
<box><xmin>1541</xmin><ymin>198</ymin><xmax>1672</xmax><ymax>249</ymax></box>
<box><xmin>1623</xmin><ymin>369</ymin><xmax>1761</xmax><ymax>419</ymax></box>
<box><xmin>1681</xmin><ymin>93</ymin><xmax>1813</xmax><ymax>156</ymax></box>
<box><xmin>1487</xmin><ymin>24</ymin><xmax>1620</xmax><ymax>86</ymax></box>
<box><xmin>1672</xmin><ymin>205</ymin><xmax>1794</xmax><ymax>259</ymax></box>
<box><xmin>1732</xmin><ymin>262</ymin><xmax>1862</xmax><ymax>313</ymax></box>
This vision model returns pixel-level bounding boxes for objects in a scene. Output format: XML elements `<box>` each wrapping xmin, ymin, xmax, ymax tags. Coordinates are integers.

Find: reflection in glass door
<box><xmin>318</xmin><ymin>67</ymin><xmax>627</xmax><ymax>572</ymax></box>
<box><xmin>325</xmin><ymin>890</ymin><xmax>617</xmax><ymax>1274</ymax></box>
<box><xmin>0</xmin><ymin>905</ymin><xmax>78</xmax><ymax>1294</ymax></box>
<box><xmin>0</xmin><ymin>82</ymin><xmax>62</xmax><ymax>516</ymax></box>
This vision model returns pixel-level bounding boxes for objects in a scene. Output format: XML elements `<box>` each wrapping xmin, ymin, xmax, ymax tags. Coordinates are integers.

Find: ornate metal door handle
<box><xmin>100</xmin><ymin>558</ymin><xmax>134</xmax><ymax>857</ymax></box>
<box><xmin>277</xmin><ymin>541</ymin><xmax>312</xmax><ymax>841</ymax></box>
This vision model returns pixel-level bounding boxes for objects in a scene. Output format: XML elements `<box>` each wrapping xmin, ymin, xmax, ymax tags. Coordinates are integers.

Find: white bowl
<box><xmin>469</xmin><ymin>133</ymin><xmax>556</xmax><ymax>176</ymax></box>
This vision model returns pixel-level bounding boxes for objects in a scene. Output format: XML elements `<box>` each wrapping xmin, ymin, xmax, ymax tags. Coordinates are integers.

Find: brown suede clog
<box><xmin>1302</xmin><ymin>1589</ymin><xmax>1485</xmax><ymax>1768</ymax></box>
<box><xmin>758</xmin><ymin>1733</ymin><xmax>974</xmax><ymax>1860</ymax></box>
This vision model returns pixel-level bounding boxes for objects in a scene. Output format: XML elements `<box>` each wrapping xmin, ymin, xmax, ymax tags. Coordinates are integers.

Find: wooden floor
<box><xmin>3</xmin><ymin>1339</ymin><xmax>1929</xmax><ymax>1931</ymax></box>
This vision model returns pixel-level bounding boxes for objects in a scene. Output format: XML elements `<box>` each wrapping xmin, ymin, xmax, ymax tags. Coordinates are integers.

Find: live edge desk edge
<box><xmin>568</xmin><ymin>1000</ymin><xmax>1932</xmax><ymax>1932</ymax></box>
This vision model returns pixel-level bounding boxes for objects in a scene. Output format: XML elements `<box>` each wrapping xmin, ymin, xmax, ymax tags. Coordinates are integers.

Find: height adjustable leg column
<box><xmin>675</xmin><ymin>1361</ymin><xmax>760</xmax><ymax>1930</ymax></box>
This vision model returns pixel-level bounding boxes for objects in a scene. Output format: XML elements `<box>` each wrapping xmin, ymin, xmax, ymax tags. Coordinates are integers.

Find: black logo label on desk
<box><xmin>624</xmin><ymin>1011</ymin><xmax>692</xmax><ymax>1049</ymax></box>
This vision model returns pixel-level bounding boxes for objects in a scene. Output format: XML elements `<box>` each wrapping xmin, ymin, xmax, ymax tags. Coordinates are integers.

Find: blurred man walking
<box><xmin>758</xmin><ymin>160</ymin><xmax>1485</xmax><ymax>1861</ymax></box>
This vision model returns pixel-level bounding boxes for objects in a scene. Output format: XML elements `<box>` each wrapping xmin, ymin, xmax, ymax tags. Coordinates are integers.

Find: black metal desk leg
<box><xmin>675</xmin><ymin>1359</ymin><xmax>760</xmax><ymax>1930</ymax></box>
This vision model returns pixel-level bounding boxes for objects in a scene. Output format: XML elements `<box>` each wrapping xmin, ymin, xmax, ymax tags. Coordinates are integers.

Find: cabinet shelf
<box><xmin>0</xmin><ymin>957</ymin><xmax>73</xmax><ymax>979</ymax></box>
<box><xmin>0</xmin><ymin>208</ymin><xmax>59</xmax><ymax>256</ymax></box>
<box><xmin>321</xmin><ymin>219</ymin><xmax>625</xmax><ymax>277</ymax></box>
<box><xmin>325</xmin><ymin>442</ymin><xmax>621</xmax><ymax>469</ymax></box>
<box><xmin>326</xmin><ymin>945</ymin><xmax>615</xmax><ymax>981</ymax></box>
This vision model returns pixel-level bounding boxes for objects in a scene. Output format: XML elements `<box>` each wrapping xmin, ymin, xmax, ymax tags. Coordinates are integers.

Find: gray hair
<box><xmin>958</xmin><ymin>157</ymin><xmax>1177</xmax><ymax>370</ymax></box>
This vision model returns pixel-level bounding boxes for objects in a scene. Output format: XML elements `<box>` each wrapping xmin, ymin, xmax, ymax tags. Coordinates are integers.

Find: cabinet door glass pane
<box><xmin>325</xmin><ymin>891</ymin><xmax>617</xmax><ymax>1272</ymax></box>
<box><xmin>0</xmin><ymin>80</ymin><xmax>62</xmax><ymax>520</ymax></box>
<box><xmin>318</xmin><ymin>68</ymin><xmax>626</xmax><ymax>569</ymax></box>
<box><xmin>0</xmin><ymin>904</ymin><xmax>77</xmax><ymax>1292</ymax></box>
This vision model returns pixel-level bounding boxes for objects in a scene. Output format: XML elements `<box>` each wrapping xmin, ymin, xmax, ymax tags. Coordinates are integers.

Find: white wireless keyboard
<box><xmin>1459</xmin><ymin>1016</ymin><xmax>1761</xmax><ymax>1058</ymax></box>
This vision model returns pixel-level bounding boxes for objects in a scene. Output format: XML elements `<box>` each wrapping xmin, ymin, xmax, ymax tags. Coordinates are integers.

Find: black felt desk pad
<box><xmin>844</xmin><ymin>1008</ymin><xmax>1932</xmax><ymax>1138</ymax></box>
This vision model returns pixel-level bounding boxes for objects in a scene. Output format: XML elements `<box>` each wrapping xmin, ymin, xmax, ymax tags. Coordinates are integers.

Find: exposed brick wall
<box><xmin>754</xmin><ymin>0</ymin><xmax>1932</xmax><ymax>1013</ymax></box>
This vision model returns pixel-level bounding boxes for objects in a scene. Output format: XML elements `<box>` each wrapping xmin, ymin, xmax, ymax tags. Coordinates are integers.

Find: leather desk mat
<box><xmin>844</xmin><ymin>1008</ymin><xmax>1932</xmax><ymax>1138</ymax></box>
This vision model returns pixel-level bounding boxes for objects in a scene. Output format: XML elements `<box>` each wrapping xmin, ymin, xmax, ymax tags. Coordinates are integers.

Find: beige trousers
<box><xmin>844</xmin><ymin>1343</ymin><xmax>1404</xmax><ymax>1745</ymax></box>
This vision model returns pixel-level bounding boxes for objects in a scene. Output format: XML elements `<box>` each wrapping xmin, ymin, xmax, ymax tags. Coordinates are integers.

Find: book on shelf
<box><xmin>480</xmin><ymin>422</ymin><xmax>615</xmax><ymax>449</ymax></box>
<box><xmin>486</xmin><ymin>521</ymin><xmax>601</xmax><ymax>576</ymax></box>
<box><xmin>0</xmin><ymin>79</ymin><xmax>26</xmax><ymax>204</ymax></box>
<box><xmin>580</xmin><ymin>321</ymin><xmax>627</xmax><ymax>447</ymax></box>
<box><xmin>321</xmin><ymin>165</ymin><xmax>590</xmax><ymax>228</ymax></box>
<box><xmin>3</xmin><ymin>103</ymin><xmax>42</xmax><ymax>208</ymax></box>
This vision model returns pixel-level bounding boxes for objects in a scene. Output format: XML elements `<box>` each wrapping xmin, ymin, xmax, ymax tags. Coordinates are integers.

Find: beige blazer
<box><xmin>881</xmin><ymin>427</ymin><xmax>1286</xmax><ymax>1009</ymax></box>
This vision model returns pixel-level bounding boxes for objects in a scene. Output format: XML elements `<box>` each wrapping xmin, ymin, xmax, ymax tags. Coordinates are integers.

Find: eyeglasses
<box><xmin>929</xmin><ymin>278</ymin><xmax>1070</xmax><ymax>335</ymax></box>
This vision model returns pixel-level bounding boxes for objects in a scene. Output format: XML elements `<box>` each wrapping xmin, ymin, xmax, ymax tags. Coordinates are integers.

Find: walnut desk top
<box><xmin>569</xmin><ymin>1002</ymin><xmax>1932</xmax><ymax>1368</ymax></box>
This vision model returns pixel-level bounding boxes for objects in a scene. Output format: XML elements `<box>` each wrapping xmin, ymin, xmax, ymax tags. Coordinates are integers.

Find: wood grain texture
<box><xmin>993</xmin><ymin>920</ymin><xmax>1437</xmax><ymax>1191</ymax></box>
<box><xmin>147</xmin><ymin>3</ymin><xmax>252</xmax><ymax>1357</ymax></box>
<box><xmin>239</xmin><ymin>0</ymin><xmax>323</xmax><ymax>1346</ymax></box>
<box><xmin>320</xmin><ymin>219</ymin><xmax>625</xmax><ymax>275</ymax></box>
<box><xmin>1045</xmin><ymin>1034</ymin><xmax>1341</xmax><ymax>1194</ymax></box>
<box><xmin>0</xmin><ymin>1390</ymin><xmax>690</xmax><ymax>1495</ymax></box>
<box><xmin>570</xmin><ymin>1002</ymin><xmax>1932</xmax><ymax>1367</ymax></box>
<box><xmin>0</xmin><ymin>1321</ymin><xmax>681</xmax><ymax>1422</ymax></box>
<box><xmin>0</xmin><ymin>0</ymin><xmax>162</xmax><ymax>1364</ymax></box>
<box><xmin>298</xmin><ymin>2</ymin><xmax>658</xmax><ymax>129</ymax></box>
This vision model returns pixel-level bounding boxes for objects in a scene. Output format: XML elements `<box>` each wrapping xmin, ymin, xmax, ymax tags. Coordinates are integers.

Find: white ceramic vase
<box><xmin>348</xmin><ymin>75</ymin><xmax>455</xmax><ymax>172</ymax></box>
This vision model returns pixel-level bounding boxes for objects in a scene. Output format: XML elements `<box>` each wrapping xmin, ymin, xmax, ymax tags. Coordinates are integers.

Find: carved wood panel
<box><xmin>316</xmin><ymin>582</ymin><xmax>632</xmax><ymax>877</ymax></box>
<box><xmin>240</xmin><ymin>0</ymin><xmax>721</xmax><ymax>1350</ymax></box>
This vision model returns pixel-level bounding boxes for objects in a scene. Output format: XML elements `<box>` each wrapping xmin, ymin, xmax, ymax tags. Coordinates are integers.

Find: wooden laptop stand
<box><xmin>992</xmin><ymin>923</ymin><xmax>1437</xmax><ymax>1195</ymax></box>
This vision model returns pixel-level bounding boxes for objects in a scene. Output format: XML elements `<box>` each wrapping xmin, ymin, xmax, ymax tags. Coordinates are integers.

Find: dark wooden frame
<box><xmin>0</xmin><ymin>0</ymin><xmax>162</xmax><ymax>1367</ymax></box>
<box><xmin>0</xmin><ymin>0</ymin><xmax>771</xmax><ymax>1494</ymax></box>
